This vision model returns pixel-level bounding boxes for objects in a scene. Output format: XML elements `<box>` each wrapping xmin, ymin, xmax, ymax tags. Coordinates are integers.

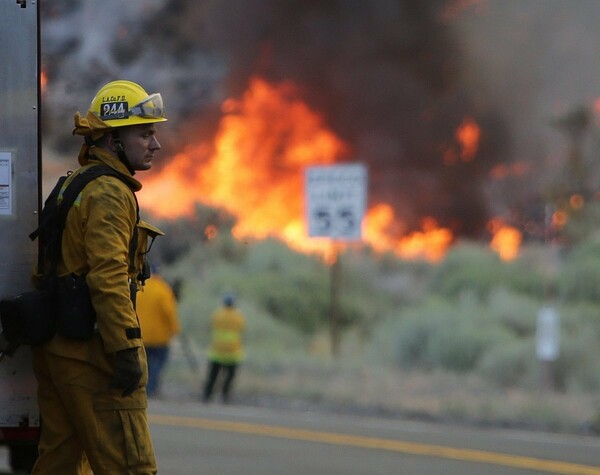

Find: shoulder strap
<box><xmin>29</xmin><ymin>174</ymin><xmax>70</xmax><ymax>276</ymax></box>
<box><xmin>29</xmin><ymin>174</ymin><xmax>69</xmax><ymax>243</ymax></box>
<box><xmin>31</xmin><ymin>164</ymin><xmax>139</xmax><ymax>278</ymax></box>
<box><xmin>56</xmin><ymin>164</ymin><xmax>137</xmax><ymax>233</ymax></box>
<box><xmin>60</xmin><ymin>165</ymin><xmax>140</xmax><ymax>277</ymax></box>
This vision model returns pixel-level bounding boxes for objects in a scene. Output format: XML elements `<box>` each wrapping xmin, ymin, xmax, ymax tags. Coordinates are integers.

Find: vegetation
<box><xmin>151</xmin><ymin>205</ymin><xmax>600</xmax><ymax>432</ymax></box>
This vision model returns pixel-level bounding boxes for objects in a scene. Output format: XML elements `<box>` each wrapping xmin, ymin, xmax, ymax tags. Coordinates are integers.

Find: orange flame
<box><xmin>204</xmin><ymin>224</ymin><xmax>218</xmax><ymax>241</ymax></box>
<box><xmin>552</xmin><ymin>210</ymin><xmax>568</xmax><ymax>229</ymax></box>
<box><xmin>569</xmin><ymin>193</ymin><xmax>584</xmax><ymax>210</ymax></box>
<box><xmin>140</xmin><ymin>77</ymin><xmax>345</xmax><ymax>256</ymax></box>
<box><xmin>397</xmin><ymin>218</ymin><xmax>454</xmax><ymax>262</ymax></box>
<box><xmin>364</xmin><ymin>204</ymin><xmax>452</xmax><ymax>262</ymax></box>
<box><xmin>489</xmin><ymin>161</ymin><xmax>529</xmax><ymax>180</ymax></box>
<box><xmin>456</xmin><ymin>117</ymin><xmax>480</xmax><ymax>162</ymax></box>
<box><xmin>139</xmin><ymin>77</ymin><xmax>456</xmax><ymax>262</ymax></box>
<box><xmin>40</xmin><ymin>69</ymin><xmax>47</xmax><ymax>94</ymax></box>
<box><xmin>443</xmin><ymin>116</ymin><xmax>481</xmax><ymax>164</ymax></box>
<box><xmin>488</xmin><ymin>218</ymin><xmax>522</xmax><ymax>261</ymax></box>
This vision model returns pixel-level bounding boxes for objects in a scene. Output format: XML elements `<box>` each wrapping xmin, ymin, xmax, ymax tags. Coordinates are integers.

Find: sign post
<box><xmin>536</xmin><ymin>306</ymin><xmax>560</xmax><ymax>391</ymax></box>
<box><xmin>305</xmin><ymin>164</ymin><xmax>367</xmax><ymax>357</ymax></box>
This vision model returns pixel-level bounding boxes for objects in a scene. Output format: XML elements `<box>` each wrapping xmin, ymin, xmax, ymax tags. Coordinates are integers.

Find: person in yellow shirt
<box><xmin>136</xmin><ymin>268</ymin><xmax>181</xmax><ymax>397</ymax></box>
<box><xmin>202</xmin><ymin>294</ymin><xmax>245</xmax><ymax>403</ymax></box>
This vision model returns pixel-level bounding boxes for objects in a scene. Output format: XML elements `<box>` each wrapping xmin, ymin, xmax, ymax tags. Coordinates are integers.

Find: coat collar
<box><xmin>82</xmin><ymin>147</ymin><xmax>142</xmax><ymax>192</ymax></box>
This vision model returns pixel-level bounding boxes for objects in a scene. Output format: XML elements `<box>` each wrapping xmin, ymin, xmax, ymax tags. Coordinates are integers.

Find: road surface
<box><xmin>149</xmin><ymin>400</ymin><xmax>600</xmax><ymax>474</ymax></box>
<box><xmin>2</xmin><ymin>399</ymin><xmax>599</xmax><ymax>474</ymax></box>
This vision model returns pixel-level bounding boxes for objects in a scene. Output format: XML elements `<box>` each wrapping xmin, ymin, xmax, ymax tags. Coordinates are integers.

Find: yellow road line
<box><xmin>149</xmin><ymin>414</ymin><xmax>600</xmax><ymax>474</ymax></box>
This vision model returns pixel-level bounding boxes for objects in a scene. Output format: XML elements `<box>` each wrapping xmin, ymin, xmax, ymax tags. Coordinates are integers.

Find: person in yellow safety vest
<box><xmin>136</xmin><ymin>267</ymin><xmax>181</xmax><ymax>398</ymax></box>
<box><xmin>202</xmin><ymin>293</ymin><xmax>246</xmax><ymax>404</ymax></box>
<box><xmin>31</xmin><ymin>80</ymin><xmax>166</xmax><ymax>474</ymax></box>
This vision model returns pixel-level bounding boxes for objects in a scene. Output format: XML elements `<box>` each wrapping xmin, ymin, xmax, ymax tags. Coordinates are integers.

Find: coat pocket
<box><xmin>118</xmin><ymin>409</ymin><xmax>156</xmax><ymax>468</ymax></box>
<box><xmin>0</xmin><ymin>287</ymin><xmax>57</xmax><ymax>345</ymax></box>
<box><xmin>56</xmin><ymin>273</ymin><xmax>96</xmax><ymax>341</ymax></box>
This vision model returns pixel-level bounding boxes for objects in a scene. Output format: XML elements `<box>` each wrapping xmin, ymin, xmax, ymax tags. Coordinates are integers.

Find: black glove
<box><xmin>110</xmin><ymin>347</ymin><xmax>142</xmax><ymax>397</ymax></box>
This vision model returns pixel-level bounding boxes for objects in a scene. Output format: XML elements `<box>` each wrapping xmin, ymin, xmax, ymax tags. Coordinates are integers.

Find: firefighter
<box><xmin>202</xmin><ymin>293</ymin><xmax>246</xmax><ymax>404</ymax></box>
<box><xmin>31</xmin><ymin>80</ymin><xmax>166</xmax><ymax>474</ymax></box>
<box><xmin>135</xmin><ymin>266</ymin><xmax>181</xmax><ymax>398</ymax></box>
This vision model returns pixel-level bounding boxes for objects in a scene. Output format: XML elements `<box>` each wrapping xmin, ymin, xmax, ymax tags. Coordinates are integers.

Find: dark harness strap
<box><xmin>30</xmin><ymin>164</ymin><xmax>140</xmax><ymax>280</ymax></box>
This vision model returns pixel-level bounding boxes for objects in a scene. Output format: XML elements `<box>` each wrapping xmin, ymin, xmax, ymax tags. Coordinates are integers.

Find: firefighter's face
<box><xmin>117</xmin><ymin>124</ymin><xmax>161</xmax><ymax>171</ymax></box>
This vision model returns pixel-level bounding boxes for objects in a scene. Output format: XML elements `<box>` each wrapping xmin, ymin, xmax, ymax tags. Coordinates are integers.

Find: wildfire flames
<box><xmin>139</xmin><ymin>76</ymin><xmax>519</xmax><ymax>262</ymax></box>
<box><xmin>488</xmin><ymin>218</ymin><xmax>522</xmax><ymax>261</ymax></box>
<box><xmin>140</xmin><ymin>77</ymin><xmax>343</xmax><ymax>255</ymax></box>
<box><xmin>363</xmin><ymin>205</ymin><xmax>453</xmax><ymax>262</ymax></box>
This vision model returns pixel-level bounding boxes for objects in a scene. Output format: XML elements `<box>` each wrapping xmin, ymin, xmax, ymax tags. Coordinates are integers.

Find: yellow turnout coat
<box><xmin>32</xmin><ymin>147</ymin><xmax>162</xmax><ymax>474</ymax></box>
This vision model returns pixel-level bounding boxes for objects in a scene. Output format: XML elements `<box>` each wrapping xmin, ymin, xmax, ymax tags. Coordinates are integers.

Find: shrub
<box><xmin>486</xmin><ymin>288</ymin><xmax>539</xmax><ymax>337</ymax></box>
<box><xmin>240</xmin><ymin>241</ymin><xmax>330</xmax><ymax>334</ymax></box>
<box><xmin>558</xmin><ymin>239</ymin><xmax>600</xmax><ymax>302</ymax></box>
<box><xmin>253</xmin><ymin>274</ymin><xmax>329</xmax><ymax>334</ymax></box>
<box><xmin>428</xmin><ymin>243</ymin><xmax>505</xmax><ymax>299</ymax></box>
<box><xmin>501</xmin><ymin>253</ymin><xmax>546</xmax><ymax>297</ymax></box>
<box><xmin>393</xmin><ymin>298</ymin><xmax>513</xmax><ymax>372</ymax></box>
<box><xmin>429</xmin><ymin>242</ymin><xmax>548</xmax><ymax>300</ymax></box>
<box><xmin>476</xmin><ymin>338</ymin><xmax>536</xmax><ymax>388</ymax></box>
<box><xmin>150</xmin><ymin>204</ymin><xmax>240</xmax><ymax>265</ymax></box>
<box><xmin>158</xmin><ymin>209</ymin><xmax>600</xmax><ymax>398</ymax></box>
<box><xmin>560</xmin><ymin>306</ymin><xmax>600</xmax><ymax>390</ymax></box>
<box><xmin>425</xmin><ymin>320</ymin><xmax>507</xmax><ymax>372</ymax></box>
<box><xmin>242</xmin><ymin>300</ymin><xmax>311</xmax><ymax>365</ymax></box>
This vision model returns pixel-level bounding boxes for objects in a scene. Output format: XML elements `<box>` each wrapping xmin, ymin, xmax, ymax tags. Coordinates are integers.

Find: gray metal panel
<box><xmin>0</xmin><ymin>1</ymin><xmax>40</xmax><ymax>428</ymax></box>
<box><xmin>0</xmin><ymin>1</ymin><xmax>39</xmax><ymax>298</ymax></box>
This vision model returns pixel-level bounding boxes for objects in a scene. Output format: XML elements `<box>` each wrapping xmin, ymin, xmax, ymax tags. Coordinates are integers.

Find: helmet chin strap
<box><xmin>112</xmin><ymin>132</ymin><xmax>136</xmax><ymax>175</ymax></box>
<box><xmin>118</xmin><ymin>149</ymin><xmax>135</xmax><ymax>175</ymax></box>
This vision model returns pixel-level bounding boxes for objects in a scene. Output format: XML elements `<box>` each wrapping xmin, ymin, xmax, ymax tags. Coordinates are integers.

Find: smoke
<box><xmin>41</xmin><ymin>0</ymin><xmax>600</xmax><ymax>240</ymax></box>
<box><xmin>446</xmin><ymin>0</ymin><xmax>600</xmax><ymax>243</ymax></box>
<box><xmin>142</xmin><ymin>0</ymin><xmax>507</xmax><ymax>237</ymax></box>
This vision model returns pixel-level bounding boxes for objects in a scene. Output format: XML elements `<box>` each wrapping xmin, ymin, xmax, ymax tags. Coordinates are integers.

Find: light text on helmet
<box><xmin>101</xmin><ymin>101</ymin><xmax>129</xmax><ymax>119</ymax></box>
<box><xmin>102</xmin><ymin>95</ymin><xmax>126</xmax><ymax>102</ymax></box>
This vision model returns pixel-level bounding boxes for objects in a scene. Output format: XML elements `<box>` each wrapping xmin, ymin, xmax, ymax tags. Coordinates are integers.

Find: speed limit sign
<box><xmin>305</xmin><ymin>163</ymin><xmax>367</xmax><ymax>240</ymax></box>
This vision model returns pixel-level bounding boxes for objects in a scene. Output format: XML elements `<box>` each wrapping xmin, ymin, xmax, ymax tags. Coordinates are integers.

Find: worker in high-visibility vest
<box><xmin>202</xmin><ymin>294</ymin><xmax>245</xmax><ymax>403</ymax></box>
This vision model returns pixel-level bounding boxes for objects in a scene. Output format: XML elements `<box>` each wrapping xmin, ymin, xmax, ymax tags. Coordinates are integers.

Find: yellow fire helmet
<box><xmin>88</xmin><ymin>80</ymin><xmax>167</xmax><ymax>128</ymax></box>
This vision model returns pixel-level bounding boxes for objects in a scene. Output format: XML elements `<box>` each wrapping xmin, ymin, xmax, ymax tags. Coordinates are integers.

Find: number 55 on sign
<box><xmin>304</xmin><ymin>164</ymin><xmax>368</xmax><ymax>241</ymax></box>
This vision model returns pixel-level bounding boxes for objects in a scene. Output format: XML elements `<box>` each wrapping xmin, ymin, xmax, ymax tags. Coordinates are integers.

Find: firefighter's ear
<box><xmin>107</xmin><ymin>133</ymin><xmax>124</xmax><ymax>153</ymax></box>
<box><xmin>113</xmin><ymin>139</ymin><xmax>124</xmax><ymax>153</ymax></box>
